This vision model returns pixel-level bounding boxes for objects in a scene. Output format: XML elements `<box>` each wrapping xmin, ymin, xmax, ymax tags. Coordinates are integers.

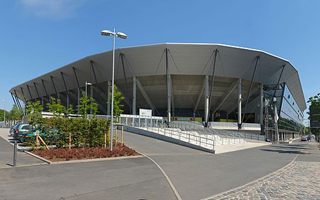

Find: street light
<box><xmin>85</xmin><ymin>81</ymin><xmax>92</xmax><ymax>98</ymax></box>
<box><xmin>101</xmin><ymin>28</ymin><xmax>128</xmax><ymax>151</ymax></box>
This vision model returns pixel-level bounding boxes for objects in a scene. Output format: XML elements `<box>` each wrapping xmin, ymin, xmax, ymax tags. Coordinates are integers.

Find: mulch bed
<box><xmin>32</xmin><ymin>144</ymin><xmax>139</xmax><ymax>162</ymax></box>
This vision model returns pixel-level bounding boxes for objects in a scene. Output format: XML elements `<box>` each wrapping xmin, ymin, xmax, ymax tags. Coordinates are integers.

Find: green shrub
<box><xmin>40</xmin><ymin>117</ymin><xmax>109</xmax><ymax>148</ymax></box>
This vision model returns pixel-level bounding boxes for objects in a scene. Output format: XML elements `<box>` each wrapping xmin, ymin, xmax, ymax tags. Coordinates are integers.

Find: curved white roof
<box><xmin>10</xmin><ymin>43</ymin><xmax>306</xmax><ymax>111</ymax></box>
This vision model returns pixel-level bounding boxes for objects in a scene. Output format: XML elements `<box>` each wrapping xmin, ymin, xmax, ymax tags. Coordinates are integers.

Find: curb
<box><xmin>24</xmin><ymin>151</ymin><xmax>52</xmax><ymax>164</ymax></box>
<box><xmin>50</xmin><ymin>155</ymin><xmax>143</xmax><ymax>165</ymax></box>
<box><xmin>24</xmin><ymin>151</ymin><xmax>143</xmax><ymax>165</ymax></box>
<box><xmin>201</xmin><ymin>154</ymin><xmax>299</xmax><ymax>200</ymax></box>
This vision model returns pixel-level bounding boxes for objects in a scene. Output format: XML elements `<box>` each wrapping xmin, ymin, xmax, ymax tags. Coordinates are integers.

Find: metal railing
<box><xmin>169</xmin><ymin>121</ymin><xmax>265</xmax><ymax>143</ymax></box>
<box><xmin>119</xmin><ymin>115</ymin><xmax>215</xmax><ymax>150</ymax></box>
<box><xmin>119</xmin><ymin>115</ymin><xmax>266</xmax><ymax>150</ymax></box>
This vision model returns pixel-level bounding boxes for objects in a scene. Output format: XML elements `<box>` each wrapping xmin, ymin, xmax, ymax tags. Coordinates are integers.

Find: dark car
<box><xmin>301</xmin><ymin>135</ymin><xmax>308</xmax><ymax>141</ymax></box>
<box><xmin>9</xmin><ymin>123</ymin><xmax>22</xmax><ymax>136</ymax></box>
<box><xmin>13</xmin><ymin>124</ymin><xmax>31</xmax><ymax>142</ymax></box>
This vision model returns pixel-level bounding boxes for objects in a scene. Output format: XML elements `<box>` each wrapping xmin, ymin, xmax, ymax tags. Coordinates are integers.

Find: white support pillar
<box><xmin>77</xmin><ymin>88</ymin><xmax>80</xmax><ymax>114</ymax></box>
<box><xmin>274</xmin><ymin>97</ymin><xmax>279</xmax><ymax>143</ymax></box>
<box><xmin>260</xmin><ymin>83</ymin><xmax>264</xmax><ymax>126</ymax></box>
<box><xmin>167</xmin><ymin>74</ymin><xmax>172</xmax><ymax>122</ymax></box>
<box><xmin>204</xmin><ymin>75</ymin><xmax>209</xmax><ymax>126</ymax></box>
<box><xmin>132</xmin><ymin>76</ymin><xmax>137</xmax><ymax>115</ymax></box>
<box><xmin>238</xmin><ymin>78</ymin><xmax>242</xmax><ymax>129</ymax></box>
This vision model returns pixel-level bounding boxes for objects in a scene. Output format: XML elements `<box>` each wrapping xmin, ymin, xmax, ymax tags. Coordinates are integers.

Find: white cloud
<box><xmin>19</xmin><ymin>0</ymin><xmax>86</xmax><ymax>19</ymax></box>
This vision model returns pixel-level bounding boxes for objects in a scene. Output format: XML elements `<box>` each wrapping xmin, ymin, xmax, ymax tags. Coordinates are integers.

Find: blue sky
<box><xmin>0</xmin><ymin>0</ymin><xmax>319</xmax><ymax>121</ymax></box>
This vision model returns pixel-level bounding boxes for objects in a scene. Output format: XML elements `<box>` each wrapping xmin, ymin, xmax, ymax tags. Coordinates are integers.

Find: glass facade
<box><xmin>263</xmin><ymin>84</ymin><xmax>304</xmax><ymax>134</ymax></box>
<box><xmin>278</xmin><ymin>85</ymin><xmax>304</xmax><ymax>132</ymax></box>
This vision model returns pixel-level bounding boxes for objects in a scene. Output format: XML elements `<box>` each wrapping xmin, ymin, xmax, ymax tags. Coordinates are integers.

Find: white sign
<box><xmin>139</xmin><ymin>109</ymin><xmax>152</xmax><ymax>117</ymax></box>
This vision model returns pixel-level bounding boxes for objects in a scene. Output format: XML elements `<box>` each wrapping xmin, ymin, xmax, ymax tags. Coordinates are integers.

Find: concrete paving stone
<box><xmin>211</xmin><ymin>160</ymin><xmax>320</xmax><ymax>200</ymax></box>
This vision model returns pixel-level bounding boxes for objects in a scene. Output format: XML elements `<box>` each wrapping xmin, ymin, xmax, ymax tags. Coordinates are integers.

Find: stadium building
<box><xmin>10</xmin><ymin>43</ymin><xmax>306</xmax><ymax>139</ymax></box>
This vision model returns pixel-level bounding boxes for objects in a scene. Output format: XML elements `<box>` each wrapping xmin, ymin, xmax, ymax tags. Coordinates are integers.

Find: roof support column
<box><xmin>77</xmin><ymin>88</ymin><xmax>80</xmax><ymax>114</ymax></box>
<box><xmin>41</xmin><ymin>79</ymin><xmax>49</xmax><ymax>103</ymax></box>
<box><xmin>11</xmin><ymin>93</ymin><xmax>18</xmax><ymax>109</ymax></box>
<box><xmin>33</xmin><ymin>82</ymin><xmax>42</xmax><ymax>106</ymax></box>
<box><xmin>90</xmin><ymin>83</ymin><xmax>93</xmax><ymax>115</ymax></box>
<box><xmin>72</xmin><ymin>67</ymin><xmax>81</xmax><ymax>114</ymax></box>
<box><xmin>13</xmin><ymin>90</ymin><xmax>23</xmax><ymax>111</ymax></box>
<box><xmin>208</xmin><ymin>49</ymin><xmax>218</xmax><ymax>121</ymax></box>
<box><xmin>204</xmin><ymin>75</ymin><xmax>209</xmax><ymax>127</ymax></box>
<box><xmin>171</xmin><ymin>77</ymin><xmax>175</xmax><ymax>118</ymax></box>
<box><xmin>242</xmin><ymin>56</ymin><xmax>260</xmax><ymax>125</ymax></box>
<box><xmin>273</xmin><ymin>64</ymin><xmax>286</xmax><ymax>143</ymax></box>
<box><xmin>212</xmin><ymin>80</ymin><xmax>238</xmax><ymax>114</ymax></box>
<box><xmin>50</xmin><ymin>76</ymin><xmax>59</xmax><ymax>99</ymax></box>
<box><xmin>26</xmin><ymin>85</ymin><xmax>33</xmax><ymax>101</ymax></box>
<box><xmin>89</xmin><ymin>61</ymin><xmax>98</xmax><ymax>115</ymax></box>
<box><xmin>14</xmin><ymin>93</ymin><xmax>24</xmax><ymax>115</ymax></box>
<box><xmin>132</xmin><ymin>76</ymin><xmax>137</xmax><ymax>115</ymax></box>
<box><xmin>60</xmin><ymin>72</ymin><xmax>69</xmax><ymax>109</ymax></box>
<box><xmin>166</xmin><ymin>48</ymin><xmax>171</xmax><ymax>122</ymax></box>
<box><xmin>20</xmin><ymin>87</ymin><xmax>27</xmax><ymax>102</ymax></box>
<box><xmin>260</xmin><ymin>83</ymin><xmax>264</xmax><ymax>132</ymax></box>
<box><xmin>136</xmin><ymin>78</ymin><xmax>156</xmax><ymax>112</ymax></box>
<box><xmin>193</xmin><ymin>78</ymin><xmax>205</xmax><ymax>118</ymax></box>
<box><xmin>238</xmin><ymin>78</ymin><xmax>242</xmax><ymax>129</ymax></box>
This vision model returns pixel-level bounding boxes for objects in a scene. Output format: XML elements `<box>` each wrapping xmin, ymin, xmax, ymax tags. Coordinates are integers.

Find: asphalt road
<box><xmin>0</xmin><ymin>129</ymin><xmax>43</xmax><ymax>168</ymax></box>
<box><xmin>123</xmin><ymin>131</ymin><xmax>302</xmax><ymax>200</ymax></box>
<box><xmin>0</xmin><ymin>156</ymin><xmax>176</xmax><ymax>200</ymax></box>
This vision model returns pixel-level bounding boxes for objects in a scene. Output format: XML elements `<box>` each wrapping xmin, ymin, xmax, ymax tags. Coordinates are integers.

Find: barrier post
<box><xmin>138</xmin><ymin>116</ymin><xmax>141</xmax><ymax>127</ymax></box>
<box><xmin>13</xmin><ymin>140</ymin><xmax>17</xmax><ymax>167</ymax></box>
<box><xmin>121</xmin><ymin>126</ymin><xmax>124</xmax><ymax>145</ymax></box>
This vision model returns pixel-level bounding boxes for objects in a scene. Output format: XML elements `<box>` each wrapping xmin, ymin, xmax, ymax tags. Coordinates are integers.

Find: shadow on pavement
<box><xmin>271</xmin><ymin>145</ymin><xmax>310</xmax><ymax>150</ymax></box>
<box><xmin>260</xmin><ymin>149</ymin><xmax>309</xmax><ymax>154</ymax></box>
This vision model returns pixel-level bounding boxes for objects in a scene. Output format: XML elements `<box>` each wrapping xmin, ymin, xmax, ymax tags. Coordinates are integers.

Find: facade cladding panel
<box><xmin>9</xmin><ymin>43</ymin><xmax>306</xmax><ymax>133</ymax></box>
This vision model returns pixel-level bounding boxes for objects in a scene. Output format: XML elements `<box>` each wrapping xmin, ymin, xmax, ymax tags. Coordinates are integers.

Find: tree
<box><xmin>65</xmin><ymin>104</ymin><xmax>74</xmax><ymax>116</ymax></box>
<box><xmin>308</xmin><ymin>93</ymin><xmax>320</xmax><ymax>139</ymax></box>
<box><xmin>78</xmin><ymin>96</ymin><xmax>98</xmax><ymax>118</ymax></box>
<box><xmin>26</xmin><ymin>100</ymin><xmax>43</xmax><ymax>125</ymax></box>
<box><xmin>113</xmin><ymin>85</ymin><xmax>125</xmax><ymax>117</ymax></box>
<box><xmin>9</xmin><ymin>105</ymin><xmax>23</xmax><ymax>122</ymax></box>
<box><xmin>47</xmin><ymin>97</ymin><xmax>65</xmax><ymax>118</ymax></box>
<box><xmin>0</xmin><ymin>109</ymin><xmax>9</xmax><ymax>122</ymax></box>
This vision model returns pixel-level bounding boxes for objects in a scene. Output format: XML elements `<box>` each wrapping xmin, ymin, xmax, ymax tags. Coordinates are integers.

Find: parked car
<box><xmin>301</xmin><ymin>135</ymin><xmax>308</xmax><ymax>141</ymax></box>
<box><xmin>14</xmin><ymin>124</ymin><xmax>32</xmax><ymax>142</ymax></box>
<box><xmin>9</xmin><ymin>122</ymin><xmax>22</xmax><ymax>136</ymax></box>
<box><xmin>22</xmin><ymin>128</ymin><xmax>48</xmax><ymax>143</ymax></box>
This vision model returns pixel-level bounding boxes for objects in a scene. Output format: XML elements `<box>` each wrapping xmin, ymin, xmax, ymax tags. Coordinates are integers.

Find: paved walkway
<box><xmin>206</xmin><ymin>143</ymin><xmax>320</xmax><ymax>200</ymax></box>
<box><xmin>0</xmin><ymin>128</ymin><xmax>44</xmax><ymax>168</ymax></box>
<box><xmin>124</xmin><ymin>131</ymin><xmax>317</xmax><ymax>200</ymax></box>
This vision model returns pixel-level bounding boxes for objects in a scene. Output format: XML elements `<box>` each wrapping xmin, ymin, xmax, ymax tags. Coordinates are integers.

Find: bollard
<box><xmin>121</xmin><ymin>126</ymin><xmax>124</xmax><ymax>145</ymax></box>
<box><xmin>13</xmin><ymin>140</ymin><xmax>17</xmax><ymax>167</ymax></box>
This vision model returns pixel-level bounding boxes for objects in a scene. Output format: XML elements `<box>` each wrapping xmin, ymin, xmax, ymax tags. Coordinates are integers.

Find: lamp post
<box><xmin>85</xmin><ymin>81</ymin><xmax>92</xmax><ymax>98</ymax></box>
<box><xmin>101</xmin><ymin>28</ymin><xmax>127</xmax><ymax>151</ymax></box>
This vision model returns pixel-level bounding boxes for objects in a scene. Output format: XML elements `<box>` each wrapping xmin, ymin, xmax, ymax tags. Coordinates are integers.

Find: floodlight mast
<box><xmin>100</xmin><ymin>28</ymin><xmax>127</xmax><ymax>151</ymax></box>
